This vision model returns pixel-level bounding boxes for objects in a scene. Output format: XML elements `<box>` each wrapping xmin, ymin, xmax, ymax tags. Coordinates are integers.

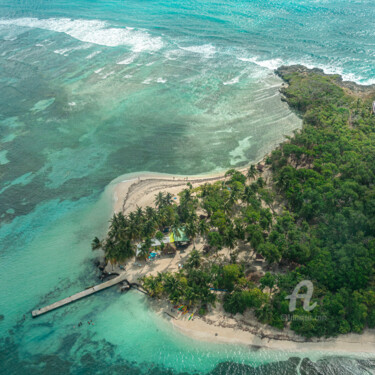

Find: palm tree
<box><xmin>108</xmin><ymin>214</ymin><xmax>120</xmax><ymax>239</ymax></box>
<box><xmin>242</xmin><ymin>185</ymin><xmax>255</xmax><ymax>204</ymax></box>
<box><xmin>143</xmin><ymin>276</ymin><xmax>162</xmax><ymax>297</ymax></box>
<box><xmin>117</xmin><ymin>239</ymin><xmax>135</xmax><ymax>262</ymax></box>
<box><xmin>142</xmin><ymin>219</ymin><xmax>157</xmax><ymax>238</ymax></box>
<box><xmin>247</xmin><ymin>164</ymin><xmax>257</xmax><ymax>180</ymax></box>
<box><xmin>259</xmin><ymin>189</ymin><xmax>276</xmax><ymax>214</ymax></box>
<box><xmin>171</xmin><ymin>221</ymin><xmax>183</xmax><ymax>238</ymax></box>
<box><xmin>155</xmin><ymin>192</ymin><xmax>165</xmax><ymax>209</ymax></box>
<box><xmin>126</xmin><ymin>239</ymin><xmax>136</xmax><ymax>259</ymax></box>
<box><xmin>223</xmin><ymin>224</ymin><xmax>237</xmax><ymax>250</ymax></box>
<box><xmin>116</xmin><ymin>212</ymin><xmax>127</xmax><ymax>227</ymax></box>
<box><xmin>145</xmin><ymin>206</ymin><xmax>157</xmax><ymax>222</ymax></box>
<box><xmin>183</xmin><ymin>287</ymin><xmax>197</xmax><ymax>307</ymax></box>
<box><xmin>127</xmin><ymin>216</ymin><xmax>141</xmax><ymax>241</ymax></box>
<box><xmin>138</xmin><ymin>237</ymin><xmax>152</xmax><ymax>260</ymax></box>
<box><xmin>224</xmin><ymin>169</ymin><xmax>237</xmax><ymax>180</ymax></box>
<box><xmin>256</xmin><ymin>303</ymin><xmax>273</xmax><ymax>324</ymax></box>
<box><xmin>135</xmin><ymin>206</ymin><xmax>144</xmax><ymax>223</ymax></box>
<box><xmin>198</xmin><ymin>219</ymin><xmax>209</xmax><ymax>238</ymax></box>
<box><xmin>223</xmin><ymin>197</ymin><xmax>234</xmax><ymax>214</ymax></box>
<box><xmin>103</xmin><ymin>238</ymin><xmax>118</xmax><ymax>270</ymax></box>
<box><xmin>155</xmin><ymin>230</ymin><xmax>164</xmax><ymax>242</ymax></box>
<box><xmin>165</xmin><ymin>192</ymin><xmax>173</xmax><ymax>206</ymax></box>
<box><xmin>186</xmin><ymin>219</ymin><xmax>198</xmax><ymax>246</ymax></box>
<box><xmin>91</xmin><ymin>237</ymin><xmax>102</xmax><ymax>250</ymax></box>
<box><xmin>257</xmin><ymin>177</ymin><xmax>265</xmax><ymax>189</ymax></box>
<box><xmin>181</xmin><ymin>188</ymin><xmax>191</xmax><ymax>202</ymax></box>
<box><xmin>234</xmin><ymin>219</ymin><xmax>245</xmax><ymax>241</ymax></box>
<box><xmin>187</xmin><ymin>249</ymin><xmax>201</xmax><ymax>269</ymax></box>
<box><xmin>163</xmin><ymin>273</ymin><xmax>182</xmax><ymax>302</ymax></box>
<box><xmin>228</xmin><ymin>190</ymin><xmax>238</xmax><ymax>207</ymax></box>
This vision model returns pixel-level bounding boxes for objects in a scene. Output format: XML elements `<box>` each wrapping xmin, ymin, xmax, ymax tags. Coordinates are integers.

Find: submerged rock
<box><xmin>210</xmin><ymin>357</ymin><xmax>301</xmax><ymax>375</ymax></box>
<box><xmin>210</xmin><ymin>356</ymin><xmax>375</xmax><ymax>375</ymax></box>
<box><xmin>300</xmin><ymin>357</ymin><xmax>375</xmax><ymax>375</ymax></box>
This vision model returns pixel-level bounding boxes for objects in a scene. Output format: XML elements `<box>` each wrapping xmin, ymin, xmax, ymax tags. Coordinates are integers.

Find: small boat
<box><xmin>188</xmin><ymin>313</ymin><xmax>194</xmax><ymax>321</ymax></box>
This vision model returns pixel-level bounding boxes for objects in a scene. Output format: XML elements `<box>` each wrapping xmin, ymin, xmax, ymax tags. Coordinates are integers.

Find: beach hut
<box><xmin>255</xmin><ymin>253</ymin><xmax>265</xmax><ymax>263</ymax></box>
<box><xmin>172</xmin><ymin>227</ymin><xmax>190</xmax><ymax>248</ymax></box>
<box><xmin>257</xmin><ymin>164</ymin><xmax>265</xmax><ymax>172</ymax></box>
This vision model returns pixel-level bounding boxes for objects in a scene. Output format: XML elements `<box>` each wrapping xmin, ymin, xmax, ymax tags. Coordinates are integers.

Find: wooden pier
<box><xmin>31</xmin><ymin>273</ymin><xmax>128</xmax><ymax>318</ymax></box>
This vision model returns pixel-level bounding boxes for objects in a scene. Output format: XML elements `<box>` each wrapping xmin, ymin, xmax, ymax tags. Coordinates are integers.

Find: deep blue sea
<box><xmin>0</xmin><ymin>0</ymin><xmax>374</xmax><ymax>374</ymax></box>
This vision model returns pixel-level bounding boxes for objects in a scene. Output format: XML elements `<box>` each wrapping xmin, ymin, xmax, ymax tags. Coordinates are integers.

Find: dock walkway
<box><xmin>31</xmin><ymin>273</ymin><xmax>127</xmax><ymax>317</ymax></box>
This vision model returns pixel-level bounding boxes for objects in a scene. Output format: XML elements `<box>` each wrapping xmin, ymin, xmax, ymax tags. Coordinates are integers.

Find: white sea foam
<box><xmin>86</xmin><ymin>50</ymin><xmax>102</xmax><ymax>59</ymax></box>
<box><xmin>362</xmin><ymin>78</ymin><xmax>375</xmax><ymax>85</ymax></box>
<box><xmin>54</xmin><ymin>44</ymin><xmax>91</xmax><ymax>56</ymax></box>
<box><xmin>296</xmin><ymin>61</ymin><xmax>375</xmax><ymax>85</ymax></box>
<box><xmin>238</xmin><ymin>55</ymin><xmax>374</xmax><ymax>86</ymax></box>
<box><xmin>179</xmin><ymin>44</ymin><xmax>216</xmax><ymax>58</ymax></box>
<box><xmin>156</xmin><ymin>77</ymin><xmax>167</xmax><ymax>83</ymax></box>
<box><xmin>0</xmin><ymin>17</ymin><xmax>164</xmax><ymax>52</ymax></box>
<box><xmin>54</xmin><ymin>48</ymin><xmax>72</xmax><ymax>56</ymax></box>
<box><xmin>102</xmin><ymin>71</ymin><xmax>115</xmax><ymax>79</ymax></box>
<box><xmin>142</xmin><ymin>78</ymin><xmax>152</xmax><ymax>85</ymax></box>
<box><xmin>117</xmin><ymin>53</ymin><xmax>137</xmax><ymax>65</ymax></box>
<box><xmin>223</xmin><ymin>76</ymin><xmax>240</xmax><ymax>85</ymax></box>
<box><xmin>238</xmin><ymin>57</ymin><xmax>283</xmax><ymax>71</ymax></box>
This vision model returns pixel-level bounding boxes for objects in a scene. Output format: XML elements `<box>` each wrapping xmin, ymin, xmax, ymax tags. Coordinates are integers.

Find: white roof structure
<box><xmin>136</xmin><ymin>236</ymin><xmax>171</xmax><ymax>256</ymax></box>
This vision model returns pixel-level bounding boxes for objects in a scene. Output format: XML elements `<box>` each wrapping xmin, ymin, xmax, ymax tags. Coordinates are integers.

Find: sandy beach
<box><xmin>107</xmin><ymin>166</ymin><xmax>375</xmax><ymax>355</ymax></box>
<box><xmin>169</xmin><ymin>306</ymin><xmax>375</xmax><ymax>354</ymax></box>
<box><xmin>112</xmin><ymin>168</ymin><xmax>249</xmax><ymax>214</ymax></box>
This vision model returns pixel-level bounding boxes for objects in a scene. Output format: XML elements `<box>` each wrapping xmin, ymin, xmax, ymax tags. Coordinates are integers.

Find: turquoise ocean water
<box><xmin>0</xmin><ymin>0</ymin><xmax>374</xmax><ymax>373</ymax></box>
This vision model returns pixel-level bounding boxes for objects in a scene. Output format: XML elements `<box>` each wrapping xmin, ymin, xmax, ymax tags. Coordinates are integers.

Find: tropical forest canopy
<box><xmin>93</xmin><ymin>66</ymin><xmax>375</xmax><ymax>338</ymax></box>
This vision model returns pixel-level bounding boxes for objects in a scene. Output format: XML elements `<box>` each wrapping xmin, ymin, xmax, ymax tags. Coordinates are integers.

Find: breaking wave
<box><xmin>0</xmin><ymin>17</ymin><xmax>164</xmax><ymax>52</ymax></box>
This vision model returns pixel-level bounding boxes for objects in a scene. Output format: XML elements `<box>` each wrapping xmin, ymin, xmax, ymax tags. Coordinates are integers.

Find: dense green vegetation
<box><xmin>93</xmin><ymin>67</ymin><xmax>375</xmax><ymax>338</ymax></box>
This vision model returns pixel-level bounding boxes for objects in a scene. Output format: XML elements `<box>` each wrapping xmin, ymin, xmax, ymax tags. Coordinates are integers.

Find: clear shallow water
<box><xmin>0</xmin><ymin>0</ymin><xmax>374</xmax><ymax>373</ymax></box>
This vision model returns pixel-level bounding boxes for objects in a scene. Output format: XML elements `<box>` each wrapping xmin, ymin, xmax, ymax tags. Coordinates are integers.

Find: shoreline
<box><xmin>111</xmin><ymin>152</ymin><xmax>272</xmax><ymax>215</ymax></box>
<box><xmin>145</xmin><ymin>293</ymin><xmax>375</xmax><ymax>355</ymax></box>
<box><xmin>103</xmin><ymin>66</ymin><xmax>375</xmax><ymax>356</ymax></box>
<box><xmin>107</xmin><ymin>162</ymin><xmax>375</xmax><ymax>355</ymax></box>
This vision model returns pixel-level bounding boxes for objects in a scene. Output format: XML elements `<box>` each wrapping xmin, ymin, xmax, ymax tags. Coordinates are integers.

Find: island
<box><xmin>92</xmin><ymin>65</ymin><xmax>375</xmax><ymax>352</ymax></box>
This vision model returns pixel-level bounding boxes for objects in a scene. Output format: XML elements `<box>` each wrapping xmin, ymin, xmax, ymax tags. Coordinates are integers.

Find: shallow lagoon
<box><xmin>0</xmin><ymin>0</ymin><xmax>374</xmax><ymax>373</ymax></box>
